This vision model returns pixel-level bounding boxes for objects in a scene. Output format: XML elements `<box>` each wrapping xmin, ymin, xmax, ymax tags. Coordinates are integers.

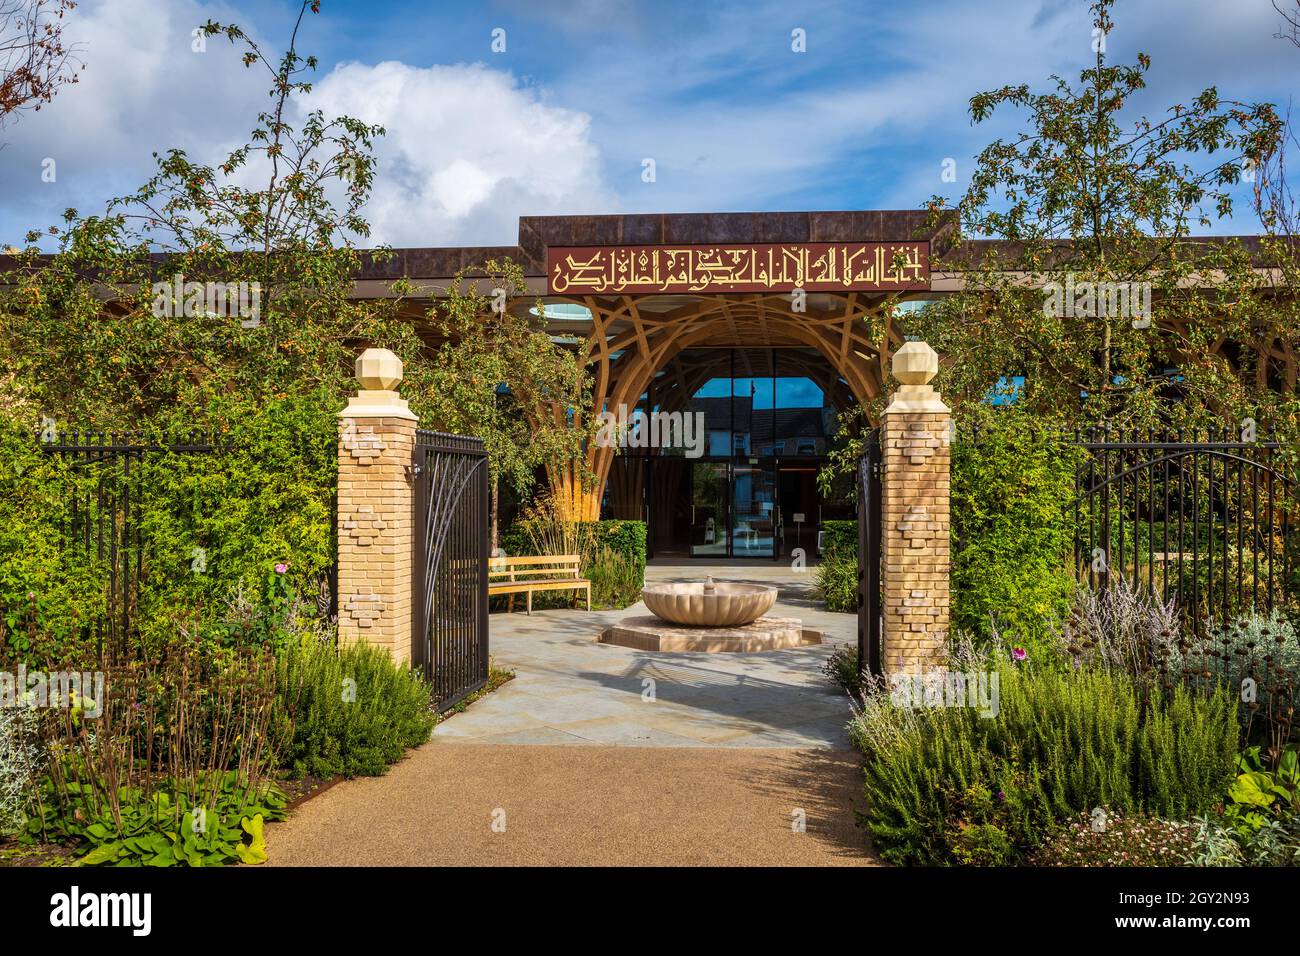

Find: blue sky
<box><xmin>0</xmin><ymin>0</ymin><xmax>1294</xmax><ymax>248</ymax></box>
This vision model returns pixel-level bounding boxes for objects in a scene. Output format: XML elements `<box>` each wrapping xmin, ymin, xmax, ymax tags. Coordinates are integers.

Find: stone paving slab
<box><xmin>433</xmin><ymin>561</ymin><xmax>857</xmax><ymax>748</ymax></box>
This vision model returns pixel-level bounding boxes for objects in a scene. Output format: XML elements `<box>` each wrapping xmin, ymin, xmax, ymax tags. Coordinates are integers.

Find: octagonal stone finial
<box><xmin>340</xmin><ymin>347</ymin><xmax>416</xmax><ymax>420</ymax></box>
<box><xmin>356</xmin><ymin>348</ymin><xmax>403</xmax><ymax>390</ymax></box>
<box><xmin>884</xmin><ymin>339</ymin><xmax>948</xmax><ymax>414</ymax></box>
<box><xmin>892</xmin><ymin>341</ymin><xmax>939</xmax><ymax>386</ymax></box>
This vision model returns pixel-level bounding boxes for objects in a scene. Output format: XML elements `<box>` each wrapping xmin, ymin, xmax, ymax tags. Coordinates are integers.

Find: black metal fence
<box><xmin>412</xmin><ymin>430</ymin><xmax>489</xmax><ymax>709</ymax></box>
<box><xmin>1074</xmin><ymin>426</ymin><xmax>1298</xmax><ymax>633</ymax></box>
<box><xmin>37</xmin><ymin>431</ymin><xmax>219</xmax><ymax>662</ymax></box>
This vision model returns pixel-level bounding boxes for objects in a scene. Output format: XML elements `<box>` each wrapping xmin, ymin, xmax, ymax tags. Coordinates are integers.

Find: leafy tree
<box><xmin>0</xmin><ymin>1</ymin><xmax>593</xmax><ymax>636</ymax></box>
<box><xmin>819</xmin><ymin>0</ymin><xmax>1297</xmax><ymax>648</ymax></box>
<box><xmin>910</xmin><ymin>0</ymin><xmax>1291</xmax><ymax>435</ymax></box>
<box><xmin>0</xmin><ymin>1</ymin><xmax>407</xmax><ymax>426</ymax></box>
<box><xmin>414</xmin><ymin>261</ymin><xmax>592</xmax><ymax>547</ymax></box>
<box><xmin>0</xmin><ymin>2</ymin><xmax>589</xmax><ymax>510</ymax></box>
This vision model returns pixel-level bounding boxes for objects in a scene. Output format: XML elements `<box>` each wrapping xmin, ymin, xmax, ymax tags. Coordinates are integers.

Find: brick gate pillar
<box><xmin>336</xmin><ymin>348</ymin><xmax>418</xmax><ymax>664</ymax></box>
<box><xmin>880</xmin><ymin>341</ymin><xmax>951</xmax><ymax>672</ymax></box>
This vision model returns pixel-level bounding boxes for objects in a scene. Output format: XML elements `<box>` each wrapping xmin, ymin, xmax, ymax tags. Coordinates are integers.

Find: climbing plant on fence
<box><xmin>0</xmin><ymin>394</ymin><xmax>338</xmax><ymax>665</ymax></box>
<box><xmin>950</xmin><ymin>406</ymin><xmax>1084</xmax><ymax>656</ymax></box>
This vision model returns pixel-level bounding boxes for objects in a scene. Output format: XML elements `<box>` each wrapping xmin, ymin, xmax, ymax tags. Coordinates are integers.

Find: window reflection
<box><xmin>627</xmin><ymin>348</ymin><xmax>842</xmax><ymax>458</ymax></box>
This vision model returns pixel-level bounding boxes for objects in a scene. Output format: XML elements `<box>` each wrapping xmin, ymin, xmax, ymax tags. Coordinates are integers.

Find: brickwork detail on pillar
<box><xmin>342</xmin><ymin>504</ymin><xmax>387</xmax><ymax>548</ymax></box>
<box><xmin>880</xmin><ymin>341</ymin><xmax>950</xmax><ymax>672</ymax></box>
<box><xmin>342</xmin><ymin>423</ymin><xmax>386</xmax><ymax>465</ymax></box>
<box><xmin>344</xmin><ymin>589</ymin><xmax>386</xmax><ymax>629</ymax></box>
<box><xmin>336</xmin><ymin>348</ymin><xmax>417</xmax><ymax>665</ymax></box>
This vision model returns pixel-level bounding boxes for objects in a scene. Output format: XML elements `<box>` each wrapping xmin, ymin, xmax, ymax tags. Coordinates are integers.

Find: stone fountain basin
<box><xmin>641</xmin><ymin>582</ymin><xmax>778</xmax><ymax>627</ymax></box>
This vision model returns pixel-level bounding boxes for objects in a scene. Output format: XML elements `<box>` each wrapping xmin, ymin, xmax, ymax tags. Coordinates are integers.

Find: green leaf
<box><xmin>77</xmin><ymin>842</ymin><xmax>123</xmax><ymax>866</ymax></box>
<box><xmin>1277</xmin><ymin>748</ymin><xmax>1298</xmax><ymax>787</ymax></box>
<box><xmin>85</xmin><ymin>822</ymin><xmax>112</xmax><ymax>840</ymax></box>
<box><xmin>235</xmin><ymin>813</ymin><xmax>268</xmax><ymax>865</ymax></box>
<box><xmin>1228</xmin><ymin>772</ymin><xmax>1276</xmax><ymax>808</ymax></box>
<box><xmin>233</xmin><ymin>842</ymin><xmax>267</xmax><ymax>865</ymax></box>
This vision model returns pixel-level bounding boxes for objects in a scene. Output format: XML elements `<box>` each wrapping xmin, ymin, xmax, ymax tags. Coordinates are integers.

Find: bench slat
<box><xmin>490</xmin><ymin>579</ymin><xmax>590</xmax><ymax>592</ymax></box>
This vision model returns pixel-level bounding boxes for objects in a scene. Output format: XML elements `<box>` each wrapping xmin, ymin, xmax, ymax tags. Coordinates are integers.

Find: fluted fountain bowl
<box><xmin>642</xmin><ymin>580</ymin><xmax>778</xmax><ymax>627</ymax></box>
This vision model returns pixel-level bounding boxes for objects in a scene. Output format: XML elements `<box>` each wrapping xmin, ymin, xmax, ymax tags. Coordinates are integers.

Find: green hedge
<box><xmin>821</xmin><ymin>519</ymin><xmax>857</xmax><ymax>558</ymax></box>
<box><xmin>591</xmin><ymin>520</ymin><xmax>647</xmax><ymax>577</ymax></box>
<box><xmin>0</xmin><ymin>393</ymin><xmax>338</xmax><ymax>662</ymax></box>
<box><xmin>501</xmin><ymin>519</ymin><xmax>646</xmax><ymax>576</ymax></box>
<box><xmin>0</xmin><ymin>417</ymin><xmax>108</xmax><ymax>661</ymax></box>
<box><xmin>951</xmin><ymin>406</ymin><xmax>1081</xmax><ymax>655</ymax></box>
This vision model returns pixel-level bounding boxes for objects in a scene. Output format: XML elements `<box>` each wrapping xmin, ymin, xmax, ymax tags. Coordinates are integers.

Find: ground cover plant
<box><xmin>14</xmin><ymin>643</ymin><xmax>285</xmax><ymax>866</ymax></box>
<box><xmin>1029</xmin><ymin>810</ymin><xmax>1199</xmax><ymax>866</ymax></box>
<box><xmin>848</xmin><ymin>582</ymin><xmax>1300</xmax><ymax>866</ymax></box>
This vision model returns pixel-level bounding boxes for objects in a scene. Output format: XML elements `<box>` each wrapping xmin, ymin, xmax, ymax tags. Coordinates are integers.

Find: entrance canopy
<box><xmin>352</xmin><ymin>210</ymin><xmax>956</xmax><ymax>517</ymax></box>
<box><xmin>348</xmin><ymin>209</ymin><xmax>1280</xmax><ymax>520</ymax></box>
<box><xmin>356</xmin><ymin>210</ymin><xmax>956</xmax><ymax>413</ymax></box>
<box><xmin>349</xmin><ymin>210</ymin><xmax>961</xmax><ymax>517</ymax></box>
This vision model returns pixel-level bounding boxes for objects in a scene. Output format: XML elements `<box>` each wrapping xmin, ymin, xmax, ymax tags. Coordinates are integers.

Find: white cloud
<box><xmin>0</xmin><ymin>0</ymin><xmax>264</xmax><ymax>243</ymax></box>
<box><xmin>300</xmin><ymin>60</ymin><xmax>616</xmax><ymax>246</ymax></box>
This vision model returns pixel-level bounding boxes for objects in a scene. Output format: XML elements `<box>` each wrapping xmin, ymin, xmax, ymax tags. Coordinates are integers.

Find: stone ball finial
<box><xmin>892</xmin><ymin>340</ymin><xmax>939</xmax><ymax>386</ymax></box>
<box><xmin>356</xmin><ymin>348</ymin><xmax>403</xmax><ymax>390</ymax></box>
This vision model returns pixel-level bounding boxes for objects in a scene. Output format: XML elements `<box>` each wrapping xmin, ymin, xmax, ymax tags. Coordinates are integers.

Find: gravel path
<box><xmin>268</xmin><ymin>743</ymin><xmax>876</xmax><ymax>867</ymax></box>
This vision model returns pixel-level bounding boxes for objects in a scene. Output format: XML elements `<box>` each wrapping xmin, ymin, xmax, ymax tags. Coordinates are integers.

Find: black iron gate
<box><xmin>412</xmin><ymin>430</ymin><xmax>489</xmax><ymax>708</ymax></box>
<box><xmin>1074</xmin><ymin>426</ymin><xmax>1298</xmax><ymax>633</ymax></box>
<box><xmin>857</xmin><ymin>428</ymin><xmax>883</xmax><ymax>677</ymax></box>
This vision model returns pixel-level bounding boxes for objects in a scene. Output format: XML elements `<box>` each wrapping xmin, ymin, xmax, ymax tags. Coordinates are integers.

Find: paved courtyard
<box><xmin>432</xmin><ymin>560</ymin><xmax>858</xmax><ymax>748</ymax></box>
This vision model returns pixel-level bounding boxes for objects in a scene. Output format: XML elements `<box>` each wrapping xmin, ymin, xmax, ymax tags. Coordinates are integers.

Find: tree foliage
<box><xmin>414</xmin><ymin>261</ymin><xmax>592</xmax><ymax>525</ymax></box>
<box><xmin>0</xmin><ymin>2</ymin><xmax>591</xmax><ymax>639</ymax></box>
<box><xmin>909</xmin><ymin>0</ymin><xmax>1294</xmax><ymax>438</ymax></box>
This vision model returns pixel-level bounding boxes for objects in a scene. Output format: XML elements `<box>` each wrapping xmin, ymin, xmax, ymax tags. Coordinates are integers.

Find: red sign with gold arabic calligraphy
<box><xmin>546</xmin><ymin>242</ymin><xmax>929</xmax><ymax>295</ymax></box>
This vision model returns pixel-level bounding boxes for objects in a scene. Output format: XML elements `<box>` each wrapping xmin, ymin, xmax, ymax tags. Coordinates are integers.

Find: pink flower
<box><xmin>274</xmin><ymin>562</ymin><xmax>289</xmax><ymax>574</ymax></box>
<box><xmin>1012</xmin><ymin>647</ymin><xmax>1027</xmax><ymax>662</ymax></box>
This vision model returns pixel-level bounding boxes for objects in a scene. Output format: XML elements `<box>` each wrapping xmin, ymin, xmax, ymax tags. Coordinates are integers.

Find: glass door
<box><xmin>732</xmin><ymin>460</ymin><xmax>776</xmax><ymax>558</ymax></box>
<box><xmin>690</xmin><ymin>462</ymin><xmax>729</xmax><ymax>557</ymax></box>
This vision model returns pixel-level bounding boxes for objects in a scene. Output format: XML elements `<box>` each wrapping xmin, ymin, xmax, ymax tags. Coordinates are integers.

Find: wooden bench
<box><xmin>488</xmin><ymin>554</ymin><xmax>591</xmax><ymax>614</ymax></box>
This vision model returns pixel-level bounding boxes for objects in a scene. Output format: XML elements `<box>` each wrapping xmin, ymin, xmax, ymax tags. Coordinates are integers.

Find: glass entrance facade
<box><xmin>601</xmin><ymin>348</ymin><xmax>856</xmax><ymax>558</ymax></box>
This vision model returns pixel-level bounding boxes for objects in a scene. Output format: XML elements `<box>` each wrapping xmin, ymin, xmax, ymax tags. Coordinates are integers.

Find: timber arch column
<box><xmin>557</xmin><ymin>292</ymin><xmax>901</xmax><ymax>520</ymax></box>
<box><xmin>880</xmin><ymin>341</ymin><xmax>950</xmax><ymax>671</ymax></box>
